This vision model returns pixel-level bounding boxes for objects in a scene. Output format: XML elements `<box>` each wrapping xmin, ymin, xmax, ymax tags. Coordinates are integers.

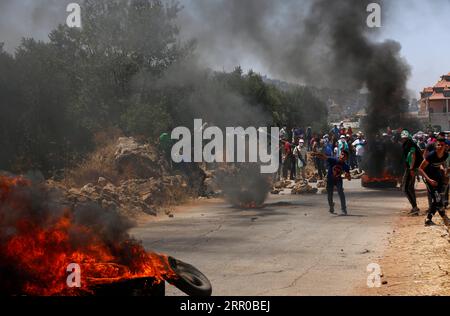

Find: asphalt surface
<box><xmin>130</xmin><ymin>181</ymin><xmax>408</xmax><ymax>296</ymax></box>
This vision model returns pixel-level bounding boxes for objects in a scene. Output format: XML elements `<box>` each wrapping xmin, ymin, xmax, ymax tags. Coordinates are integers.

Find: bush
<box><xmin>120</xmin><ymin>102</ymin><xmax>172</xmax><ymax>140</ymax></box>
<box><xmin>65</xmin><ymin>129</ymin><xmax>123</xmax><ymax>186</ymax></box>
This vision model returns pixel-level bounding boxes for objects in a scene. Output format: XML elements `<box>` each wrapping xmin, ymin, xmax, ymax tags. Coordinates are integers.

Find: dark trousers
<box><xmin>283</xmin><ymin>155</ymin><xmax>295</xmax><ymax>180</ymax></box>
<box><xmin>282</xmin><ymin>156</ymin><xmax>290</xmax><ymax>179</ymax></box>
<box><xmin>349</xmin><ymin>153</ymin><xmax>357</xmax><ymax>170</ymax></box>
<box><xmin>315</xmin><ymin>158</ymin><xmax>326</xmax><ymax>179</ymax></box>
<box><xmin>445</xmin><ymin>184</ymin><xmax>449</xmax><ymax>208</ymax></box>
<box><xmin>424</xmin><ymin>180</ymin><xmax>447</xmax><ymax>220</ymax></box>
<box><xmin>402</xmin><ymin>170</ymin><xmax>417</xmax><ymax>209</ymax></box>
<box><xmin>290</xmin><ymin>157</ymin><xmax>297</xmax><ymax>180</ymax></box>
<box><xmin>327</xmin><ymin>180</ymin><xmax>347</xmax><ymax>211</ymax></box>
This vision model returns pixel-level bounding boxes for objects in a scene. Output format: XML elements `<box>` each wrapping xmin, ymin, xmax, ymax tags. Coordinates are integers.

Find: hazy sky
<box><xmin>0</xmin><ymin>0</ymin><xmax>449</xmax><ymax>97</ymax></box>
<box><xmin>381</xmin><ymin>0</ymin><xmax>450</xmax><ymax>97</ymax></box>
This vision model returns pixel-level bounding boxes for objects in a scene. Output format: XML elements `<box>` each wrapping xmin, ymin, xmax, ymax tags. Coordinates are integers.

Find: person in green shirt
<box><xmin>400</xmin><ymin>130</ymin><xmax>423</xmax><ymax>216</ymax></box>
<box><xmin>159</xmin><ymin>132</ymin><xmax>173</xmax><ymax>168</ymax></box>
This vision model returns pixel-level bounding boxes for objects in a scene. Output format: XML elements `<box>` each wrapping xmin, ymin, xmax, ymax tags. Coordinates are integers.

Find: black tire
<box><xmin>167</xmin><ymin>257</ymin><xmax>212</xmax><ymax>296</ymax></box>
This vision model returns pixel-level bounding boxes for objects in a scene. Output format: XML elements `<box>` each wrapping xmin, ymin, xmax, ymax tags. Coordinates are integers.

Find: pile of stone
<box><xmin>317</xmin><ymin>180</ymin><xmax>326</xmax><ymax>188</ymax></box>
<box><xmin>52</xmin><ymin>137</ymin><xmax>207</xmax><ymax>217</ymax></box>
<box><xmin>203</xmin><ymin>170</ymin><xmax>223</xmax><ymax>198</ymax></box>
<box><xmin>307</xmin><ymin>175</ymin><xmax>319</xmax><ymax>183</ymax></box>
<box><xmin>62</xmin><ymin>175</ymin><xmax>190</xmax><ymax>216</ymax></box>
<box><xmin>273</xmin><ymin>180</ymin><xmax>293</xmax><ymax>189</ymax></box>
<box><xmin>291</xmin><ymin>183</ymin><xmax>318</xmax><ymax>195</ymax></box>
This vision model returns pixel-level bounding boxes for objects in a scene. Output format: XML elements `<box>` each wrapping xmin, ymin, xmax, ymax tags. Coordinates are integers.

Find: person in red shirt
<box><xmin>282</xmin><ymin>140</ymin><xmax>295</xmax><ymax>180</ymax></box>
<box><xmin>347</xmin><ymin>127</ymin><xmax>353</xmax><ymax>138</ymax></box>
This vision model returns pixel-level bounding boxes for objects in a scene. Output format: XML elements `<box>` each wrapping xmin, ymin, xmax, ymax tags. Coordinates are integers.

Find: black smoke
<box><xmin>179</xmin><ymin>0</ymin><xmax>416</xmax><ymax>177</ymax></box>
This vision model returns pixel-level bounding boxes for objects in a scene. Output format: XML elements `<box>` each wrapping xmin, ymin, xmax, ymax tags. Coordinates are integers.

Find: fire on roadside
<box><xmin>361</xmin><ymin>171</ymin><xmax>399</xmax><ymax>189</ymax></box>
<box><xmin>0</xmin><ymin>175</ymin><xmax>178</xmax><ymax>296</ymax></box>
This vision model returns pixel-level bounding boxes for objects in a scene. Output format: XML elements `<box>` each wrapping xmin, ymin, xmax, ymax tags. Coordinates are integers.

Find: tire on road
<box><xmin>167</xmin><ymin>256</ymin><xmax>212</xmax><ymax>296</ymax></box>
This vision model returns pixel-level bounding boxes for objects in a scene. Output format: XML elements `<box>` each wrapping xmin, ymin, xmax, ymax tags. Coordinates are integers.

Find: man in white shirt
<box><xmin>352</xmin><ymin>132</ymin><xmax>366</xmax><ymax>172</ymax></box>
<box><xmin>294</xmin><ymin>139</ymin><xmax>308</xmax><ymax>182</ymax></box>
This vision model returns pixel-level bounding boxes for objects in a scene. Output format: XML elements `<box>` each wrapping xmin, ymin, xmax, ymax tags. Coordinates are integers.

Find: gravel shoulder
<box><xmin>356</xmin><ymin>184</ymin><xmax>450</xmax><ymax>296</ymax></box>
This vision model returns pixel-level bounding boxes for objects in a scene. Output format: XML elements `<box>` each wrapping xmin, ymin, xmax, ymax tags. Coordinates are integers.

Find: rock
<box><xmin>274</xmin><ymin>181</ymin><xmax>290</xmax><ymax>189</ymax></box>
<box><xmin>81</xmin><ymin>183</ymin><xmax>97</xmax><ymax>195</ymax></box>
<box><xmin>141</xmin><ymin>193</ymin><xmax>152</xmax><ymax>205</ymax></box>
<box><xmin>286</xmin><ymin>181</ymin><xmax>296</xmax><ymax>189</ymax></box>
<box><xmin>98</xmin><ymin>177</ymin><xmax>108</xmax><ymax>187</ymax></box>
<box><xmin>103</xmin><ymin>182</ymin><xmax>116</xmax><ymax>193</ymax></box>
<box><xmin>114</xmin><ymin>137</ymin><xmax>161</xmax><ymax>178</ymax></box>
<box><xmin>68</xmin><ymin>188</ymin><xmax>81</xmax><ymax>196</ymax></box>
<box><xmin>101</xmin><ymin>199</ymin><xmax>118</xmax><ymax>210</ymax></box>
<box><xmin>317</xmin><ymin>180</ymin><xmax>326</xmax><ymax>188</ymax></box>
<box><xmin>271</xmin><ymin>189</ymin><xmax>281</xmax><ymax>195</ymax></box>
<box><xmin>274</xmin><ymin>181</ymin><xmax>282</xmax><ymax>188</ymax></box>
<box><xmin>292</xmin><ymin>184</ymin><xmax>318</xmax><ymax>195</ymax></box>
<box><xmin>204</xmin><ymin>177</ymin><xmax>220</xmax><ymax>194</ymax></box>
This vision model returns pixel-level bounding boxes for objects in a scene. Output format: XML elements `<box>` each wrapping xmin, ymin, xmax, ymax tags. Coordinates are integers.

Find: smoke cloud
<box><xmin>0</xmin><ymin>0</ymin><xmax>419</xmax><ymax>180</ymax></box>
<box><xmin>0</xmin><ymin>0</ymin><xmax>70</xmax><ymax>52</ymax></box>
<box><xmin>178</xmin><ymin>0</ymin><xmax>414</xmax><ymax>176</ymax></box>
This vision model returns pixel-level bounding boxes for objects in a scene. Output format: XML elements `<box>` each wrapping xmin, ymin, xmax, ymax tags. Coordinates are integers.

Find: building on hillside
<box><xmin>419</xmin><ymin>72</ymin><xmax>450</xmax><ymax>130</ymax></box>
<box><xmin>327</xmin><ymin>98</ymin><xmax>344</xmax><ymax>122</ymax></box>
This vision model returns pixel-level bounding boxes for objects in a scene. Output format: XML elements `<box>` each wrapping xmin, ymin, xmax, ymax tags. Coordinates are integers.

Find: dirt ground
<box><xmin>357</xmin><ymin>183</ymin><xmax>450</xmax><ymax>296</ymax></box>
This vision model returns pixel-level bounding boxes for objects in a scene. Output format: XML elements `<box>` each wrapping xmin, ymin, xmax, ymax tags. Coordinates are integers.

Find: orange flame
<box><xmin>0</xmin><ymin>175</ymin><xmax>177</xmax><ymax>296</ymax></box>
<box><xmin>362</xmin><ymin>171</ymin><xmax>398</xmax><ymax>183</ymax></box>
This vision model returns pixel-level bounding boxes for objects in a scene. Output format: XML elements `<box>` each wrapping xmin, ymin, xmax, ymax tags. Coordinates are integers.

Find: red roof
<box><xmin>435</xmin><ymin>80</ymin><xmax>450</xmax><ymax>88</ymax></box>
<box><xmin>420</xmin><ymin>72</ymin><xmax>450</xmax><ymax>100</ymax></box>
<box><xmin>429</xmin><ymin>91</ymin><xmax>450</xmax><ymax>100</ymax></box>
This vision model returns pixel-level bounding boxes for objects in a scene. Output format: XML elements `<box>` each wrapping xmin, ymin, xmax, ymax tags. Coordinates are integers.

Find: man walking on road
<box><xmin>313</xmin><ymin>150</ymin><xmax>351</xmax><ymax>216</ymax></box>
<box><xmin>400</xmin><ymin>130</ymin><xmax>422</xmax><ymax>216</ymax></box>
<box><xmin>419</xmin><ymin>138</ymin><xmax>450</xmax><ymax>227</ymax></box>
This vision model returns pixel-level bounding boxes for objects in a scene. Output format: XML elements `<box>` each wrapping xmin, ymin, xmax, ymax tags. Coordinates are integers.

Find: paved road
<box><xmin>130</xmin><ymin>181</ymin><xmax>408</xmax><ymax>296</ymax></box>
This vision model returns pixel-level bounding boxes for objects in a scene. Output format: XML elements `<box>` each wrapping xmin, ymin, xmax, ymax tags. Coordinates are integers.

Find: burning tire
<box><xmin>361</xmin><ymin>175</ymin><xmax>398</xmax><ymax>189</ymax></box>
<box><xmin>167</xmin><ymin>257</ymin><xmax>212</xmax><ymax>296</ymax></box>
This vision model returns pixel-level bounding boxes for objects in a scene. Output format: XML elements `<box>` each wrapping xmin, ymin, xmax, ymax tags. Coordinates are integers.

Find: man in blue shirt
<box><xmin>419</xmin><ymin>138</ymin><xmax>450</xmax><ymax>226</ymax></box>
<box><xmin>331</xmin><ymin>125</ymin><xmax>340</xmax><ymax>139</ymax></box>
<box><xmin>313</xmin><ymin>150</ymin><xmax>351</xmax><ymax>215</ymax></box>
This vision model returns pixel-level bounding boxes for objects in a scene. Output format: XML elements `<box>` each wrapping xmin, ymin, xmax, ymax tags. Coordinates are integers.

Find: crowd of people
<box><xmin>401</xmin><ymin>130</ymin><xmax>450</xmax><ymax>226</ymax></box>
<box><xmin>278</xmin><ymin>122</ymin><xmax>365</xmax><ymax>216</ymax></box>
<box><xmin>278</xmin><ymin>122</ymin><xmax>450</xmax><ymax>225</ymax></box>
<box><xmin>278</xmin><ymin>122</ymin><xmax>366</xmax><ymax>183</ymax></box>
